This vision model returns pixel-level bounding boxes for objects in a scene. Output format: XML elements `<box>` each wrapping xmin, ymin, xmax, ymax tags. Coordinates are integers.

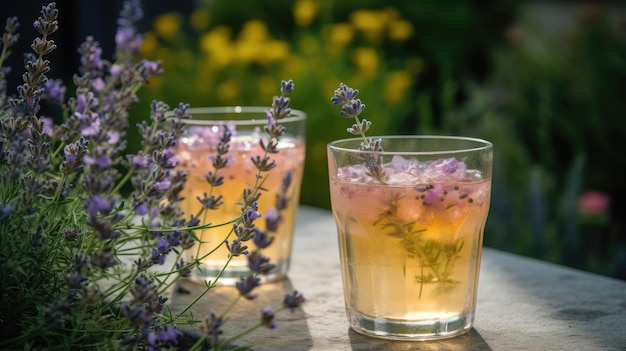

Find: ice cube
<box><xmin>337</xmin><ymin>166</ymin><xmax>368</xmax><ymax>182</ymax></box>
<box><xmin>422</xmin><ymin>157</ymin><xmax>467</xmax><ymax>181</ymax></box>
<box><xmin>390</xmin><ymin>155</ymin><xmax>419</xmax><ymax>171</ymax></box>
<box><xmin>385</xmin><ymin>166</ymin><xmax>421</xmax><ymax>185</ymax></box>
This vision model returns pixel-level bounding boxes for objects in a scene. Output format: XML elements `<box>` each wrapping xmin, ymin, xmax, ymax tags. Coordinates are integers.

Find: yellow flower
<box><xmin>384</xmin><ymin>70</ymin><xmax>413</xmax><ymax>105</ymax></box>
<box><xmin>262</xmin><ymin>40</ymin><xmax>291</xmax><ymax>64</ymax></box>
<box><xmin>199</xmin><ymin>26</ymin><xmax>233</xmax><ymax>67</ymax></box>
<box><xmin>217</xmin><ymin>80</ymin><xmax>240</xmax><ymax>102</ymax></box>
<box><xmin>324</xmin><ymin>23</ymin><xmax>354</xmax><ymax>48</ymax></box>
<box><xmin>388</xmin><ymin>20</ymin><xmax>414</xmax><ymax>41</ymax></box>
<box><xmin>352</xmin><ymin>47</ymin><xmax>379</xmax><ymax>77</ymax></box>
<box><xmin>140</xmin><ymin>31</ymin><xmax>158</xmax><ymax>57</ymax></box>
<box><xmin>350</xmin><ymin>9</ymin><xmax>385</xmax><ymax>42</ymax></box>
<box><xmin>239</xmin><ymin>20</ymin><xmax>269</xmax><ymax>42</ymax></box>
<box><xmin>190</xmin><ymin>9</ymin><xmax>210</xmax><ymax>31</ymax></box>
<box><xmin>283</xmin><ymin>55</ymin><xmax>306</xmax><ymax>78</ymax></box>
<box><xmin>231</xmin><ymin>20</ymin><xmax>272</xmax><ymax>65</ymax></box>
<box><xmin>293</xmin><ymin>0</ymin><xmax>318</xmax><ymax>27</ymax></box>
<box><xmin>234</xmin><ymin>40</ymin><xmax>263</xmax><ymax>65</ymax></box>
<box><xmin>154</xmin><ymin>12</ymin><xmax>182</xmax><ymax>42</ymax></box>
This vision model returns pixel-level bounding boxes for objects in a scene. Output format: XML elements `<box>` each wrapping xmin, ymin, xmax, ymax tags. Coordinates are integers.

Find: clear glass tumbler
<box><xmin>327</xmin><ymin>136</ymin><xmax>492</xmax><ymax>340</ymax></box>
<box><xmin>175</xmin><ymin>106</ymin><xmax>306</xmax><ymax>284</ymax></box>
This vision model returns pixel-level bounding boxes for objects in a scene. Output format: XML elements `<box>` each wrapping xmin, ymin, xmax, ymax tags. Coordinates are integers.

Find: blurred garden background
<box><xmin>6</xmin><ymin>1</ymin><xmax>626</xmax><ymax>280</ymax></box>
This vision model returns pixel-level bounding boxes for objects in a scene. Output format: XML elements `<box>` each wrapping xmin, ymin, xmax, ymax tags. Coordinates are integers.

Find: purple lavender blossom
<box><xmin>91</xmin><ymin>77</ymin><xmax>105</xmax><ymax>91</ymax></box>
<box><xmin>247</xmin><ymin>251</ymin><xmax>275</xmax><ymax>274</ymax></box>
<box><xmin>253</xmin><ymin>228</ymin><xmax>274</xmax><ymax>249</ymax></box>
<box><xmin>225</xmin><ymin>239</ymin><xmax>248</xmax><ymax>257</ymax></box>
<box><xmin>75</xmin><ymin>91</ymin><xmax>98</xmax><ymax>112</ymax></box>
<box><xmin>115</xmin><ymin>0</ymin><xmax>144</xmax><ymax>59</ymax></box>
<box><xmin>138</xmin><ymin>60</ymin><xmax>162</xmax><ymax>80</ymax></box>
<box><xmin>35</xmin><ymin>117</ymin><xmax>53</xmax><ymax>137</ymax></box>
<box><xmin>156</xmin><ymin>149</ymin><xmax>178</xmax><ymax>168</ymax></box>
<box><xmin>284</xmin><ymin>290</ymin><xmax>306</xmax><ymax>310</ymax></box>
<box><xmin>0</xmin><ymin>203</ymin><xmax>13</xmax><ymax>221</ymax></box>
<box><xmin>271</xmin><ymin>95</ymin><xmax>291</xmax><ymax>119</ymax></box>
<box><xmin>157</xmin><ymin>327</ymin><xmax>182</xmax><ymax>348</ymax></box>
<box><xmin>43</xmin><ymin>78</ymin><xmax>66</xmax><ymax>104</ymax></box>
<box><xmin>233</xmin><ymin>223</ymin><xmax>255</xmax><ymax>242</ymax></box>
<box><xmin>156</xmin><ymin>238</ymin><xmax>169</xmax><ymax>253</ymax></box>
<box><xmin>241</xmin><ymin>201</ymin><xmax>262</xmax><ymax>228</ymax></box>
<box><xmin>151</xmin><ymin>249</ymin><xmax>165</xmax><ymax>265</ymax></box>
<box><xmin>86</xmin><ymin>195</ymin><xmax>112</xmax><ymax>217</ymax></box>
<box><xmin>175</xmin><ymin>258</ymin><xmax>191</xmax><ymax>277</ymax></box>
<box><xmin>166</xmin><ymin>232</ymin><xmax>181</xmax><ymax>248</ymax></box>
<box><xmin>134</xmin><ymin>202</ymin><xmax>148</xmax><ymax>216</ymax></box>
<box><xmin>78</xmin><ymin>38</ymin><xmax>105</xmax><ymax>71</ymax></box>
<box><xmin>123</xmin><ymin>303</ymin><xmax>152</xmax><ymax>327</ymax></box>
<box><xmin>201</xmin><ymin>312</ymin><xmax>224</xmax><ymax>348</ymax></box>
<box><xmin>236</xmin><ymin>275</ymin><xmax>260</xmax><ymax>300</ymax></box>
<box><xmin>110</xmin><ymin>63</ymin><xmax>123</xmax><ymax>77</ymax></box>
<box><xmin>83</xmin><ymin>153</ymin><xmax>112</xmax><ymax>169</ymax></box>
<box><xmin>106</xmin><ymin>131</ymin><xmax>120</xmax><ymax>144</ymax></box>
<box><xmin>264</xmin><ymin>208</ymin><xmax>282</xmax><ymax>232</ymax></box>
<box><xmin>281</xmin><ymin>79</ymin><xmax>294</xmax><ymax>94</ymax></box>
<box><xmin>66</xmin><ymin>271</ymin><xmax>88</xmax><ymax>289</ymax></box>
<box><xmin>153</xmin><ymin>178</ymin><xmax>171</xmax><ymax>191</ymax></box>
<box><xmin>115</xmin><ymin>26</ymin><xmax>142</xmax><ymax>56</ymax></box>
<box><xmin>261</xmin><ymin>306</ymin><xmax>278</xmax><ymax>329</ymax></box>
<box><xmin>339</xmin><ymin>99</ymin><xmax>366</xmax><ymax>118</ymax></box>
<box><xmin>266</xmin><ymin>111</ymin><xmax>276</xmax><ymax>127</ymax></box>
<box><xmin>131</xmin><ymin>154</ymin><xmax>148</xmax><ymax>168</ymax></box>
<box><xmin>331</xmin><ymin>82</ymin><xmax>359</xmax><ymax>105</ymax></box>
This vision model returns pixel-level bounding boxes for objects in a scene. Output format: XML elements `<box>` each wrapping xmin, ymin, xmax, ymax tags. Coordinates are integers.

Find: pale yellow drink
<box><xmin>328</xmin><ymin>136</ymin><xmax>492</xmax><ymax>340</ymax></box>
<box><xmin>175</xmin><ymin>107</ymin><xmax>306</xmax><ymax>284</ymax></box>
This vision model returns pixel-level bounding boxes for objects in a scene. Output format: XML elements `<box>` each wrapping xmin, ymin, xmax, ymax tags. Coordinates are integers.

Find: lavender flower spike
<box><xmin>331</xmin><ymin>82</ymin><xmax>359</xmax><ymax>106</ymax></box>
<box><xmin>330</xmin><ymin>82</ymin><xmax>387</xmax><ymax>183</ymax></box>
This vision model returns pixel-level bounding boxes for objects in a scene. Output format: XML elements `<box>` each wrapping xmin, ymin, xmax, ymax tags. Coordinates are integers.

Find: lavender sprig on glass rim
<box><xmin>0</xmin><ymin>2</ymin><xmax>304</xmax><ymax>350</ymax></box>
<box><xmin>331</xmin><ymin>82</ymin><xmax>387</xmax><ymax>183</ymax></box>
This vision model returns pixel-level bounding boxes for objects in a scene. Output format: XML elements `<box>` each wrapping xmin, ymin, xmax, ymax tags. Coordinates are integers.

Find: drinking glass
<box><xmin>175</xmin><ymin>106</ymin><xmax>306</xmax><ymax>284</ymax></box>
<box><xmin>327</xmin><ymin>136</ymin><xmax>492</xmax><ymax>340</ymax></box>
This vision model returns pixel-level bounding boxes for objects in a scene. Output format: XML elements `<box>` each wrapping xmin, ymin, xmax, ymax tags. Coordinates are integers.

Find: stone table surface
<box><xmin>172</xmin><ymin>206</ymin><xmax>626</xmax><ymax>351</ymax></box>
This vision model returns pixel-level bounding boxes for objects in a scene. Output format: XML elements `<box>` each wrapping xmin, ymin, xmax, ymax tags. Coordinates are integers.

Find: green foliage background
<box><xmin>134</xmin><ymin>1</ymin><xmax>626</xmax><ymax>279</ymax></box>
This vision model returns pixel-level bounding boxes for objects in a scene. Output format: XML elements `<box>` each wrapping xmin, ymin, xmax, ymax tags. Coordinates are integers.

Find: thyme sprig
<box><xmin>375</xmin><ymin>192</ymin><xmax>464</xmax><ymax>299</ymax></box>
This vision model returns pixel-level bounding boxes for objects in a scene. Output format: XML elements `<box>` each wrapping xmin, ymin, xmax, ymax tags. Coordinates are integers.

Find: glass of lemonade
<box><xmin>327</xmin><ymin>136</ymin><xmax>492</xmax><ymax>340</ymax></box>
<box><xmin>175</xmin><ymin>106</ymin><xmax>306</xmax><ymax>284</ymax></box>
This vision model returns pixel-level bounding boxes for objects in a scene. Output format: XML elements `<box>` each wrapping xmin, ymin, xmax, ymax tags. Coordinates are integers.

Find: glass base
<box><xmin>347</xmin><ymin>310</ymin><xmax>474</xmax><ymax>341</ymax></box>
<box><xmin>187</xmin><ymin>259</ymin><xmax>289</xmax><ymax>286</ymax></box>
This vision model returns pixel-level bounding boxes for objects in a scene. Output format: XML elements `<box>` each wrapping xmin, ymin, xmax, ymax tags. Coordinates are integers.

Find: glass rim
<box><xmin>167</xmin><ymin>106</ymin><xmax>307</xmax><ymax>126</ymax></box>
<box><xmin>327</xmin><ymin>135</ymin><xmax>493</xmax><ymax>156</ymax></box>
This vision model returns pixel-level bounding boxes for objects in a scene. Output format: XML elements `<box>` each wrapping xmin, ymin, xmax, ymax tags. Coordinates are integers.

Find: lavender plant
<box><xmin>0</xmin><ymin>2</ymin><xmax>303</xmax><ymax>350</ymax></box>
